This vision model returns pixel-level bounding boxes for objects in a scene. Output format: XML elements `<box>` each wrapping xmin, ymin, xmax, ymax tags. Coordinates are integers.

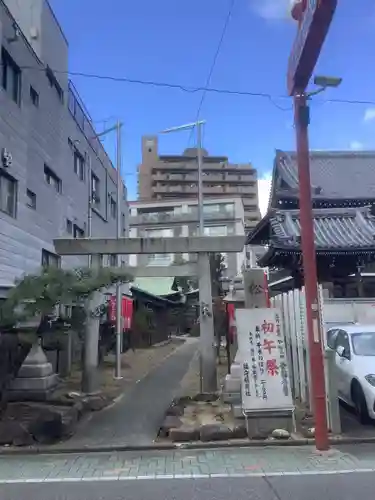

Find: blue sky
<box><xmin>50</xmin><ymin>0</ymin><xmax>375</xmax><ymax>208</ymax></box>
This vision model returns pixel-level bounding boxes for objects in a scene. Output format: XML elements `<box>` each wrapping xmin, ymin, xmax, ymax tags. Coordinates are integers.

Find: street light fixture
<box><xmin>89</xmin><ymin>121</ymin><xmax>127</xmax><ymax>381</ymax></box>
<box><xmin>160</xmin><ymin>120</ymin><xmax>206</xmax><ymax>234</ymax></box>
<box><xmin>306</xmin><ymin>75</ymin><xmax>342</xmax><ymax>97</ymax></box>
<box><xmin>313</xmin><ymin>75</ymin><xmax>342</xmax><ymax>89</ymax></box>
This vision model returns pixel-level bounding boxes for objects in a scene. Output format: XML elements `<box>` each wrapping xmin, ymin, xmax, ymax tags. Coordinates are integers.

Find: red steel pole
<box><xmin>293</xmin><ymin>91</ymin><xmax>329</xmax><ymax>451</ymax></box>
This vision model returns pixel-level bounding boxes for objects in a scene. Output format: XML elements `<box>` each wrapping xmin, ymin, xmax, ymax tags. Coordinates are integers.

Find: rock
<box><xmin>169</xmin><ymin>426</ymin><xmax>200</xmax><ymax>442</ymax></box>
<box><xmin>29</xmin><ymin>410</ymin><xmax>64</xmax><ymax>444</ymax></box>
<box><xmin>82</xmin><ymin>395</ymin><xmax>108</xmax><ymax>412</ymax></box>
<box><xmin>271</xmin><ymin>428</ymin><xmax>290</xmax><ymax>440</ymax></box>
<box><xmin>192</xmin><ymin>393</ymin><xmax>218</xmax><ymax>403</ymax></box>
<box><xmin>305</xmin><ymin>427</ymin><xmax>315</xmax><ymax>438</ymax></box>
<box><xmin>60</xmin><ymin>406</ymin><xmax>79</xmax><ymax>438</ymax></box>
<box><xmin>200</xmin><ymin>424</ymin><xmax>233</xmax><ymax>442</ymax></box>
<box><xmin>0</xmin><ymin>421</ymin><xmax>34</xmax><ymax>447</ymax></box>
<box><xmin>232</xmin><ymin>424</ymin><xmax>247</xmax><ymax>439</ymax></box>
<box><xmin>174</xmin><ymin>396</ymin><xmax>191</xmax><ymax>407</ymax></box>
<box><xmin>159</xmin><ymin>416</ymin><xmax>183</xmax><ymax>438</ymax></box>
<box><xmin>166</xmin><ymin>405</ymin><xmax>184</xmax><ymax>417</ymax></box>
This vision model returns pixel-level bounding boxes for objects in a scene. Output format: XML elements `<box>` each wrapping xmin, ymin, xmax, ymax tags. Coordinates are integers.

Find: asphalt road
<box><xmin>1</xmin><ymin>473</ymin><xmax>373</xmax><ymax>500</ymax></box>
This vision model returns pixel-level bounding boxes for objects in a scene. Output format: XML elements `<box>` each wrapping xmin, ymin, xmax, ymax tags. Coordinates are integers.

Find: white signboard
<box><xmin>236</xmin><ymin>308</ymin><xmax>294</xmax><ymax>412</ymax></box>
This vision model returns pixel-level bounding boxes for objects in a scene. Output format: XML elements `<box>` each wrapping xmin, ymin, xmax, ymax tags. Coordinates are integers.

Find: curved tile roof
<box><xmin>269</xmin><ymin>207</ymin><xmax>375</xmax><ymax>250</ymax></box>
<box><xmin>275</xmin><ymin>150</ymin><xmax>375</xmax><ymax>199</ymax></box>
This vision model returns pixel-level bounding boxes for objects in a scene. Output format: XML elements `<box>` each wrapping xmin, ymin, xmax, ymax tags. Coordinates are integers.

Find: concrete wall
<box><xmin>0</xmin><ymin>1</ymin><xmax>126</xmax><ymax>287</ymax></box>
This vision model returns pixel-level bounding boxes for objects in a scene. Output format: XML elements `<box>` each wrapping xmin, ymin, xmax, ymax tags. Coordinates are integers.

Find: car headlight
<box><xmin>365</xmin><ymin>374</ymin><xmax>375</xmax><ymax>387</ymax></box>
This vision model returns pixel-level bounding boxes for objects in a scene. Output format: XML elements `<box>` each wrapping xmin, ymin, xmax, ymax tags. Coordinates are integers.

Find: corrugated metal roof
<box><xmin>268</xmin><ymin>207</ymin><xmax>375</xmax><ymax>250</ymax></box>
<box><xmin>275</xmin><ymin>150</ymin><xmax>375</xmax><ymax>199</ymax></box>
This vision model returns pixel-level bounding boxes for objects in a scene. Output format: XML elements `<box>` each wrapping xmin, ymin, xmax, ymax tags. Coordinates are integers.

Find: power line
<box><xmin>187</xmin><ymin>0</ymin><xmax>237</xmax><ymax>147</ymax></box>
<box><xmin>4</xmin><ymin>63</ymin><xmax>375</xmax><ymax>108</ymax></box>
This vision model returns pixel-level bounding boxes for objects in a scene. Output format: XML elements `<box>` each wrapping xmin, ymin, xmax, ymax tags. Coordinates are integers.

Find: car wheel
<box><xmin>352</xmin><ymin>381</ymin><xmax>371</xmax><ymax>425</ymax></box>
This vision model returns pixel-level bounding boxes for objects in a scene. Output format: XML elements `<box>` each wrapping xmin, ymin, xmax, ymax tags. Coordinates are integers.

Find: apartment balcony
<box><xmin>203</xmin><ymin>186</ymin><xmax>225</xmax><ymax>194</ymax></box>
<box><xmin>129</xmin><ymin>205</ymin><xmax>237</xmax><ymax>226</ymax></box>
<box><xmin>153</xmin><ymin>184</ymin><xmax>187</xmax><ymax>194</ymax></box>
<box><xmin>153</xmin><ymin>162</ymin><xmax>196</xmax><ymax>171</ymax></box>
<box><xmin>225</xmin><ymin>185</ymin><xmax>257</xmax><ymax>195</ymax></box>
<box><xmin>152</xmin><ymin>173</ymin><xmax>198</xmax><ymax>182</ymax></box>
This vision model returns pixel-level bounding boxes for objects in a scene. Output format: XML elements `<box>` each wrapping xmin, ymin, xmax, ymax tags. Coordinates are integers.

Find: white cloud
<box><xmin>258</xmin><ymin>173</ymin><xmax>272</xmax><ymax>217</ymax></box>
<box><xmin>364</xmin><ymin>108</ymin><xmax>375</xmax><ymax>122</ymax></box>
<box><xmin>349</xmin><ymin>141</ymin><xmax>364</xmax><ymax>151</ymax></box>
<box><xmin>251</xmin><ymin>0</ymin><xmax>295</xmax><ymax>20</ymax></box>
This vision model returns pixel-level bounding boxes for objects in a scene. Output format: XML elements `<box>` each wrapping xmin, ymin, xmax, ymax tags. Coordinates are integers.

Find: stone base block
<box><xmin>230</xmin><ymin>364</ymin><xmax>242</xmax><ymax>379</ymax></box>
<box><xmin>232</xmin><ymin>404</ymin><xmax>244</xmax><ymax>419</ymax></box>
<box><xmin>17</xmin><ymin>363</ymin><xmax>54</xmax><ymax>379</ymax></box>
<box><xmin>10</xmin><ymin>374</ymin><xmax>59</xmax><ymax>392</ymax></box>
<box><xmin>224</xmin><ymin>374</ymin><xmax>241</xmax><ymax>393</ymax></box>
<box><xmin>7</xmin><ymin>386</ymin><xmax>58</xmax><ymax>402</ymax></box>
<box><xmin>222</xmin><ymin>392</ymin><xmax>241</xmax><ymax>404</ymax></box>
<box><xmin>245</xmin><ymin>411</ymin><xmax>294</xmax><ymax>439</ymax></box>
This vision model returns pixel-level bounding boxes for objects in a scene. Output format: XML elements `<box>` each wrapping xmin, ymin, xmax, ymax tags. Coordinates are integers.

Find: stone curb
<box><xmin>1</xmin><ymin>435</ymin><xmax>375</xmax><ymax>456</ymax></box>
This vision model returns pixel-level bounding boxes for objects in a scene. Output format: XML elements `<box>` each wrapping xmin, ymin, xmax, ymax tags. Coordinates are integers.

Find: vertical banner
<box><xmin>108</xmin><ymin>296</ymin><xmax>133</xmax><ymax>330</ymax></box>
<box><xmin>236</xmin><ymin>308</ymin><xmax>294</xmax><ymax>412</ymax></box>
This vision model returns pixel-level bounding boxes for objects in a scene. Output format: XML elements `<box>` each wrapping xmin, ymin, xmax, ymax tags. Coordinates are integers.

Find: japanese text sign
<box><xmin>287</xmin><ymin>0</ymin><xmax>337</xmax><ymax>95</ymax></box>
<box><xmin>236</xmin><ymin>308</ymin><xmax>294</xmax><ymax>412</ymax></box>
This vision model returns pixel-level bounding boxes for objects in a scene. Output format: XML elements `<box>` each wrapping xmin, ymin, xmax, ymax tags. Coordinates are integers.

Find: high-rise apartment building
<box><xmin>138</xmin><ymin>136</ymin><xmax>261</xmax><ymax>229</ymax></box>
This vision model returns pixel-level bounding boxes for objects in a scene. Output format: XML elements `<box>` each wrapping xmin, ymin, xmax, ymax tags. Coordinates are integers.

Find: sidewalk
<box><xmin>55</xmin><ymin>338</ymin><xmax>198</xmax><ymax>449</ymax></box>
<box><xmin>0</xmin><ymin>443</ymin><xmax>374</xmax><ymax>482</ymax></box>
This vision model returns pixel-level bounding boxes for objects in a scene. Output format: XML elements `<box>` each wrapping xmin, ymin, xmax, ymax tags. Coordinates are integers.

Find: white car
<box><xmin>326</xmin><ymin>324</ymin><xmax>375</xmax><ymax>424</ymax></box>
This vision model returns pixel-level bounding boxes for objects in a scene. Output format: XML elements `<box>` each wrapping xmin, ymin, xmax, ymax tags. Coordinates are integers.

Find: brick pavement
<box><xmin>0</xmin><ymin>444</ymin><xmax>374</xmax><ymax>483</ymax></box>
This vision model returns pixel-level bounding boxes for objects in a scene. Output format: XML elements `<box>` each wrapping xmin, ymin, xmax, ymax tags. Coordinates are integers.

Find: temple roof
<box><xmin>247</xmin><ymin>207</ymin><xmax>375</xmax><ymax>256</ymax></box>
<box><xmin>269</xmin><ymin>150</ymin><xmax>375</xmax><ymax>208</ymax></box>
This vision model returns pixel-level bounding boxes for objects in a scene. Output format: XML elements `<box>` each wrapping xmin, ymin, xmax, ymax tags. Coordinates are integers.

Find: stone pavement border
<box><xmin>0</xmin><ymin>444</ymin><xmax>375</xmax><ymax>483</ymax></box>
<box><xmin>2</xmin><ymin>434</ymin><xmax>375</xmax><ymax>456</ymax></box>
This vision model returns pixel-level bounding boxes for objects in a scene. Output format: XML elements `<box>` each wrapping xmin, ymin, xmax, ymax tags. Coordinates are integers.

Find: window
<box><xmin>66</xmin><ymin>219</ymin><xmax>73</xmax><ymax>234</ymax></box>
<box><xmin>0</xmin><ymin>171</ymin><xmax>17</xmax><ymax>217</ymax></box>
<box><xmin>109</xmin><ymin>254</ymin><xmax>117</xmax><ymax>267</ymax></box>
<box><xmin>46</xmin><ymin>66</ymin><xmax>63</xmax><ymax>102</ymax></box>
<box><xmin>326</xmin><ymin>329</ymin><xmax>339</xmax><ymax>350</ymax></box>
<box><xmin>352</xmin><ymin>332</ymin><xmax>375</xmax><ymax>356</ymax></box>
<box><xmin>91</xmin><ymin>173</ymin><xmax>100</xmax><ymax>205</ymax></box>
<box><xmin>110</xmin><ymin>197</ymin><xmax>116</xmax><ymax>218</ymax></box>
<box><xmin>147</xmin><ymin>254</ymin><xmax>173</xmax><ymax>266</ymax></box>
<box><xmin>44</xmin><ymin>165</ymin><xmax>61</xmax><ymax>193</ymax></box>
<box><xmin>73</xmin><ymin>224</ymin><xmax>84</xmax><ymax>238</ymax></box>
<box><xmin>30</xmin><ymin>86</ymin><xmax>39</xmax><ymax>107</ymax></box>
<box><xmin>204</xmin><ymin>226</ymin><xmax>227</xmax><ymax>237</ymax></box>
<box><xmin>74</xmin><ymin>150</ymin><xmax>85</xmax><ymax>181</ymax></box>
<box><xmin>336</xmin><ymin>330</ymin><xmax>351</xmax><ymax>360</ymax></box>
<box><xmin>1</xmin><ymin>47</ymin><xmax>21</xmax><ymax>104</ymax></box>
<box><xmin>41</xmin><ymin>249</ymin><xmax>60</xmax><ymax>269</ymax></box>
<box><xmin>26</xmin><ymin>189</ymin><xmax>36</xmax><ymax>209</ymax></box>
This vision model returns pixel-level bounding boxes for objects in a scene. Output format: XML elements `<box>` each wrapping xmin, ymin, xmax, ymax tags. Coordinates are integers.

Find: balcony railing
<box><xmin>130</xmin><ymin>205</ymin><xmax>236</xmax><ymax>225</ymax></box>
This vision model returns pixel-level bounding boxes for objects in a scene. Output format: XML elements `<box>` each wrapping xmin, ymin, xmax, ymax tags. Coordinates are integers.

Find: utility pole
<box><xmin>197</xmin><ymin>121</ymin><xmax>204</xmax><ymax>234</ymax></box>
<box><xmin>294</xmin><ymin>92</ymin><xmax>328</xmax><ymax>450</ymax></box>
<box><xmin>159</xmin><ymin>120</ymin><xmax>217</xmax><ymax>392</ymax></box>
<box><xmin>82</xmin><ymin>152</ymin><xmax>99</xmax><ymax>394</ymax></box>
<box><xmin>115</xmin><ymin>120</ymin><xmax>123</xmax><ymax>380</ymax></box>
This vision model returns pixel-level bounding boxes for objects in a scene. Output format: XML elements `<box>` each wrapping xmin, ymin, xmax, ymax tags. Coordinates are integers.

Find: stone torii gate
<box><xmin>54</xmin><ymin>235</ymin><xmax>245</xmax><ymax>393</ymax></box>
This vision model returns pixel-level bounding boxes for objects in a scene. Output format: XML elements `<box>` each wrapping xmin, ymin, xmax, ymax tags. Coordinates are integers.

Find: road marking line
<box><xmin>1</xmin><ymin>468</ymin><xmax>375</xmax><ymax>484</ymax></box>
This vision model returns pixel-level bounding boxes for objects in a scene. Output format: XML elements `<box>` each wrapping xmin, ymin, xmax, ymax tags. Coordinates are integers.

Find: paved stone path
<box><xmin>0</xmin><ymin>444</ymin><xmax>375</xmax><ymax>482</ymax></box>
<box><xmin>57</xmin><ymin>339</ymin><xmax>198</xmax><ymax>449</ymax></box>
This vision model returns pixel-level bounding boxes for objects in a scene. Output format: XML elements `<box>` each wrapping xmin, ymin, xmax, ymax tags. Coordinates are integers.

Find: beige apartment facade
<box><xmin>138</xmin><ymin>136</ymin><xmax>261</xmax><ymax>229</ymax></box>
<box><xmin>128</xmin><ymin>196</ymin><xmax>248</xmax><ymax>278</ymax></box>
